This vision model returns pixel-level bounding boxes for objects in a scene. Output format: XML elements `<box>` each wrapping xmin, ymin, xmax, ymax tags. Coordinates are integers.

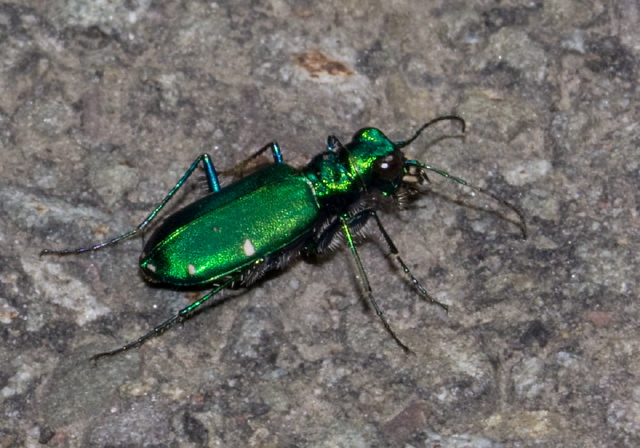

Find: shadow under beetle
<box><xmin>42</xmin><ymin>115</ymin><xmax>527</xmax><ymax>361</ymax></box>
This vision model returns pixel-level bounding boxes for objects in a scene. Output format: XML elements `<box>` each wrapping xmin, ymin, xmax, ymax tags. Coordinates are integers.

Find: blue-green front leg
<box><xmin>41</xmin><ymin>153</ymin><xmax>221</xmax><ymax>255</ymax></box>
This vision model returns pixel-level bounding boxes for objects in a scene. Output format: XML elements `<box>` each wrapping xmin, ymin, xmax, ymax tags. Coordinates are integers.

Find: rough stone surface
<box><xmin>1</xmin><ymin>1</ymin><xmax>638</xmax><ymax>447</ymax></box>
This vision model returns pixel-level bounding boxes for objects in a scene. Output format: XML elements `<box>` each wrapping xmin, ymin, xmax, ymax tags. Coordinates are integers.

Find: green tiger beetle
<box><xmin>42</xmin><ymin>115</ymin><xmax>527</xmax><ymax>361</ymax></box>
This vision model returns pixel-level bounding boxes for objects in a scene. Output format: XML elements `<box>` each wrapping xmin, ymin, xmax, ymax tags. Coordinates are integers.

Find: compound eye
<box><xmin>373</xmin><ymin>151</ymin><xmax>404</xmax><ymax>180</ymax></box>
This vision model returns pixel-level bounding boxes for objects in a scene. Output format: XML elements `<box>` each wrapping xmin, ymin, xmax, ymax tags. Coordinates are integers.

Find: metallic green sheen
<box><xmin>140</xmin><ymin>163</ymin><xmax>320</xmax><ymax>286</ymax></box>
<box><xmin>303</xmin><ymin>128</ymin><xmax>399</xmax><ymax>201</ymax></box>
<box><xmin>346</xmin><ymin>128</ymin><xmax>403</xmax><ymax>194</ymax></box>
<box><xmin>141</xmin><ymin>128</ymin><xmax>403</xmax><ymax>288</ymax></box>
<box><xmin>43</xmin><ymin>115</ymin><xmax>526</xmax><ymax>361</ymax></box>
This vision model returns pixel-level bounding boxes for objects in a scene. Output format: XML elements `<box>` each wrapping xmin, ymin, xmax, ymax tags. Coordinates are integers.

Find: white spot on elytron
<box><xmin>243</xmin><ymin>238</ymin><xmax>256</xmax><ymax>257</ymax></box>
<box><xmin>146</xmin><ymin>263</ymin><xmax>157</xmax><ymax>273</ymax></box>
<box><xmin>187</xmin><ymin>264</ymin><xmax>196</xmax><ymax>276</ymax></box>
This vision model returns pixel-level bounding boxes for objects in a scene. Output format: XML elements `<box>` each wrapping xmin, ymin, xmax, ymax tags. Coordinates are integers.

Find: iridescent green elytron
<box><xmin>42</xmin><ymin>116</ymin><xmax>527</xmax><ymax>361</ymax></box>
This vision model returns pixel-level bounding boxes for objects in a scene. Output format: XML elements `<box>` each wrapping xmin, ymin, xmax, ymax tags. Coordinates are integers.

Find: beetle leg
<box><xmin>200</xmin><ymin>153</ymin><xmax>221</xmax><ymax>192</ymax></box>
<box><xmin>221</xmin><ymin>142</ymin><xmax>283</xmax><ymax>179</ymax></box>
<box><xmin>339</xmin><ymin>214</ymin><xmax>412</xmax><ymax>353</ymax></box>
<box><xmin>90</xmin><ymin>277</ymin><xmax>235</xmax><ymax>362</ymax></box>
<box><xmin>41</xmin><ymin>154</ymin><xmax>222</xmax><ymax>255</ymax></box>
<box><xmin>326</xmin><ymin>135</ymin><xmax>344</xmax><ymax>152</ymax></box>
<box><xmin>363</xmin><ymin>210</ymin><xmax>449</xmax><ymax>311</ymax></box>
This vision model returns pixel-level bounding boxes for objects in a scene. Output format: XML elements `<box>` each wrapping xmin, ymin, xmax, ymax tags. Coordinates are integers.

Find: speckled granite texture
<box><xmin>1</xmin><ymin>1</ymin><xmax>638</xmax><ymax>446</ymax></box>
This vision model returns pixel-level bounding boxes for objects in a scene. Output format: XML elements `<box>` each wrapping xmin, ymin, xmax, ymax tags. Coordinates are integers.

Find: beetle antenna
<box><xmin>396</xmin><ymin>115</ymin><xmax>466</xmax><ymax>149</ymax></box>
<box><xmin>406</xmin><ymin>161</ymin><xmax>528</xmax><ymax>239</ymax></box>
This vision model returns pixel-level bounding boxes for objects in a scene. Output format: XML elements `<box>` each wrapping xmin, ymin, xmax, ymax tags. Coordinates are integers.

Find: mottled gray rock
<box><xmin>1</xmin><ymin>1</ymin><xmax>638</xmax><ymax>446</ymax></box>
